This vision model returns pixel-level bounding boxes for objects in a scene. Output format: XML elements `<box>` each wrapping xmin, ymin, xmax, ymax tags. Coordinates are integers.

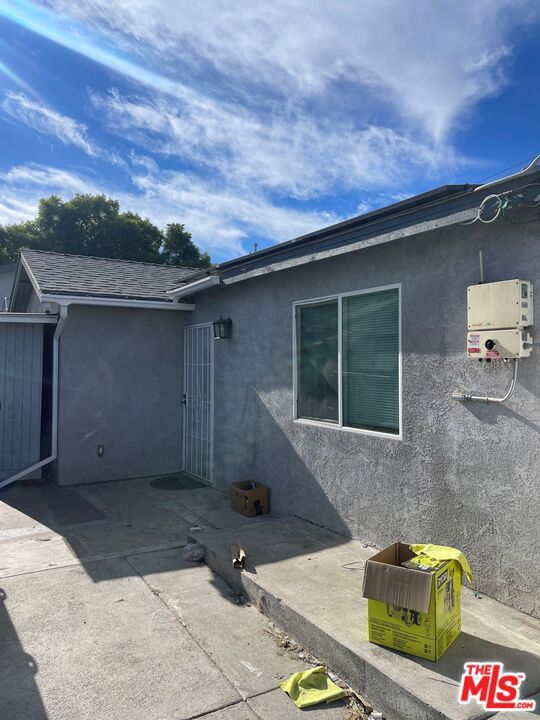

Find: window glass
<box><xmin>297</xmin><ymin>301</ymin><xmax>338</xmax><ymax>422</ymax></box>
<box><xmin>342</xmin><ymin>289</ymin><xmax>399</xmax><ymax>433</ymax></box>
<box><xmin>295</xmin><ymin>288</ymin><xmax>400</xmax><ymax>435</ymax></box>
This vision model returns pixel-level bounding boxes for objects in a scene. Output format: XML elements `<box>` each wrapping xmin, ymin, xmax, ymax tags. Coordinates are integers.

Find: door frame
<box><xmin>181</xmin><ymin>322</ymin><xmax>214</xmax><ymax>484</ymax></box>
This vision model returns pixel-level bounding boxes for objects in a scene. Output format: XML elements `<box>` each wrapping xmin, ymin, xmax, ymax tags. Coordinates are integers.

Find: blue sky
<box><xmin>0</xmin><ymin>1</ymin><xmax>539</xmax><ymax>262</ymax></box>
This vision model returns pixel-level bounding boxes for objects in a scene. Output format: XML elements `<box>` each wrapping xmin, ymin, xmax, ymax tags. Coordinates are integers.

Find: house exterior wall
<box><xmin>189</xmin><ymin>221</ymin><xmax>540</xmax><ymax>617</ymax></box>
<box><xmin>54</xmin><ymin>305</ymin><xmax>186</xmax><ymax>486</ymax></box>
<box><xmin>0</xmin><ymin>264</ymin><xmax>16</xmax><ymax>307</ymax></box>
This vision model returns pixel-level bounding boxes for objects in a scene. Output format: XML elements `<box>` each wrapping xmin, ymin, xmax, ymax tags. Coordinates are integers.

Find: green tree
<box><xmin>0</xmin><ymin>221</ymin><xmax>39</xmax><ymax>264</ymax></box>
<box><xmin>161</xmin><ymin>223</ymin><xmax>211</xmax><ymax>268</ymax></box>
<box><xmin>0</xmin><ymin>194</ymin><xmax>211</xmax><ymax>267</ymax></box>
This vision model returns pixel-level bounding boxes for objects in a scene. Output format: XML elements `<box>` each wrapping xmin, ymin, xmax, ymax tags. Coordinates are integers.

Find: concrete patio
<box><xmin>1</xmin><ymin>474</ymin><xmax>539</xmax><ymax>720</ymax></box>
<box><xmin>192</xmin><ymin>522</ymin><xmax>540</xmax><ymax>720</ymax></box>
<box><xmin>0</xmin><ymin>475</ymin><xmax>352</xmax><ymax>720</ymax></box>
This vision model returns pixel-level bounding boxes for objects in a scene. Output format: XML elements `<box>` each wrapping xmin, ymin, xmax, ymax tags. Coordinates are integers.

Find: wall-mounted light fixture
<box><xmin>213</xmin><ymin>317</ymin><xmax>232</xmax><ymax>340</ymax></box>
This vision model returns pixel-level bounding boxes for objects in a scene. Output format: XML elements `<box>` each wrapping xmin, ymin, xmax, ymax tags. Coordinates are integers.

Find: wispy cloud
<box><xmin>0</xmin><ymin>163</ymin><xmax>99</xmax><ymax>224</ymax></box>
<box><xmin>0</xmin><ymin>1</ymin><xmax>537</xmax><ymax>259</ymax></box>
<box><xmin>0</xmin><ymin>163</ymin><xmax>338</xmax><ymax>257</ymax></box>
<box><xmin>91</xmin><ymin>88</ymin><xmax>456</xmax><ymax>200</ymax></box>
<box><xmin>0</xmin><ymin>163</ymin><xmax>98</xmax><ymax>193</ymax></box>
<box><xmin>2</xmin><ymin>92</ymin><xmax>99</xmax><ymax>157</ymax></box>
<box><xmin>128</xmin><ymin>169</ymin><xmax>339</xmax><ymax>254</ymax></box>
<box><xmin>41</xmin><ymin>0</ymin><xmax>536</xmax><ymax>140</ymax></box>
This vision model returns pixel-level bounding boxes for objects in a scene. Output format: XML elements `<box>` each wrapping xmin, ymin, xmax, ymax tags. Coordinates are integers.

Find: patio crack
<box><xmin>124</xmin><ymin>554</ymin><xmax>245</xmax><ymax>713</ymax></box>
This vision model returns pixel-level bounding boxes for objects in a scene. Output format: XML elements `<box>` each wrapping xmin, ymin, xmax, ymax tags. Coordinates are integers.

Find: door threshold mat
<box><xmin>150</xmin><ymin>473</ymin><xmax>207</xmax><ymax>491</ymax></box>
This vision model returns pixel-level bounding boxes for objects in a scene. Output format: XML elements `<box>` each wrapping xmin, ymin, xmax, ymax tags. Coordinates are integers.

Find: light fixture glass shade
<box><xmin>213</xmin><ymin>317</ymin><xmax>232</xmax><ymax>339</ymax></box>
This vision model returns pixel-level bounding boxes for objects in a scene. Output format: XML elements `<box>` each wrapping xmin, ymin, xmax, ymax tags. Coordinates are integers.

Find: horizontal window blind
<box><xmin>342</xmin><ymin>289</ymin><xmax>399</xmax><ymax>433</ymax></box>
<box><xmin>297</xmin><ymin>301</ymin><xmax>338</xmax><ymax>422</ymax></box>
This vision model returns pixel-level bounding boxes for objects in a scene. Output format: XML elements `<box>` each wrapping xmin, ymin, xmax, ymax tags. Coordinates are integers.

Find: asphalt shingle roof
<box><xmin>21</xmin><ymin>249</ymin><xmax>199</xmax><ymax>302</ymax></box>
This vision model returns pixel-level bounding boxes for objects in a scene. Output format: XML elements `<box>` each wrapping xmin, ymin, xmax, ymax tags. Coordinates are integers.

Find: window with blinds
<box><xmin>296</xmin><ymin>300</ymin><xmax>339</xmax><ymax>423</ymax></box>
<box><xmin>295</xmin><ymin>286</ymin><xmax>400</xmax><ymax>436</ymax></box>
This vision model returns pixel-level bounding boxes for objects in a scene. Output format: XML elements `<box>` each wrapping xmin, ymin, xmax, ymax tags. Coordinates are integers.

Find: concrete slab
<box><xmin>0</xmin><ymin>531</ymin><xmax>79</xmax><ymax>577</ymax></box>
<box><xmin>65</xmin><ymin>517</ymin><xmax>190</xmax><ymax>557</ymax></box>
<box><xmin>195</xmin><ymin>517</ymin><xmax>540</xmax><ymax>720</ymax></box>
<box><xmin>1</xmin><ymin>483</ymin><xmax>106</xmax><ymax>528</ymax></box>
<box><xmin>0</xmin><ymin>501</ymin><xmax>50</xmax><ymax>534</ymax></box>
<box><xmin>0</xmin><ymin>557</ymin><xmax>241</xmax><ymax>720</ymax></box>
<box><xmin>199</xmin><ymin>505</ymin><xmax>274</xmax><ymax>529</ymax></box>
<box><xmin>248</xmin><ymin>688</ymin><xmax>349</xmax><ymax>719</ymax></box>
<box><xmin>174</xmin><ymin>487</ymin><xmax>229</xmax><ymax>511</ymax></box>
<box><xmin>76</xmin><ymin>478</ymin><xmax>190</xmax><ymax>523</ymax></box>
<box><xmin>127</xmin><ymin>548</ymin><xmax>309</xmax><ymax>700</ymax></box>
<box><xmin>493</xmin><ymin>692</ymin><xmax>539</xmax><ymax>719</ymax></box>
<box><xmin>203</xmin><ymin>702</ymin><xmax>258</xmax><ymax>719</ymax></box>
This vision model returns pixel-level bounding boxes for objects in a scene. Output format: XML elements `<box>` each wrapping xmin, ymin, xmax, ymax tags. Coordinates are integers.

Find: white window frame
<box><xmin>292</xmin><ymin>283</ymin><xmax>402</xmax><ymax>440</ymax></box>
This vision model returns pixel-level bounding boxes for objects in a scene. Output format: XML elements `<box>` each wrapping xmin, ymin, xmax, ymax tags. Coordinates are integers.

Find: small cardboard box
<box><xmin>229</xmin><ymin>481</ymin><xmax>269</xmax><ymax>517</ymax></box>
<box><xmin>362</xmin><ymin>542</ymin><xmax>462</xmax><ymax>661</ymax></box>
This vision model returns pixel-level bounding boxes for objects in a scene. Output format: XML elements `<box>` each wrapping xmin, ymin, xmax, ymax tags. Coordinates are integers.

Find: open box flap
<box><xmin>362</xmin><ymin>542</ymin><xmax>433</xmax><ymax>614</ymax></box>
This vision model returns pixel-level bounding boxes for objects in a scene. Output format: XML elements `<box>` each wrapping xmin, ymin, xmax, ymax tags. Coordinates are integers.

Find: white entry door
<box><xmin>182</xmin><ymin>323</ymin><xmax>214</xmax><ymax>482</ymax></box>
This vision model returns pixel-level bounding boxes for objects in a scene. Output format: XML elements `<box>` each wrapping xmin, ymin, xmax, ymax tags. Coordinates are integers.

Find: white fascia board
<box><xmin>166</xmin><ymin>274</ymin><xmax>220</xmax><ymax>298</ymax></box>
<box><xmin>0</xmin><ymin>313</ymin><xmax>58</xmax><ymax>323</ymax></box>
<box><xmin>40</xmin><ymin>294</ymin><xmax>195</xmax><ymax>311</ymax></box>
<box><xmin>20</xmin><ymin>254</ymin><xmax>43</xmax><ymax>296</ymax></box>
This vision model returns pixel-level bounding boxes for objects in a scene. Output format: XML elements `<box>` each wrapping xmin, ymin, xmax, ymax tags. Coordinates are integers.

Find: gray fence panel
<box><xmin>0</xmin><ymin>323</ymin><xmax>43</xmax><ymax>480</ymax></box>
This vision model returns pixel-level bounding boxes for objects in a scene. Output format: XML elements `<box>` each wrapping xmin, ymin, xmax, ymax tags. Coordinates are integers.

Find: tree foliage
<box><xmin>0</xmin><ymin>194</ymin><xmax>211</xmax><ymax>268</ymax></box>
<box><xmin>162</xmin><ymin>223</ymin><xmax>211</xmax><ymax>267</ymax></box>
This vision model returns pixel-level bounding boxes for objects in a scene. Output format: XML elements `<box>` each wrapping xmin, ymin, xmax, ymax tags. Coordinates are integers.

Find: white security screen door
<box><xmin>182</xmin><ymin>323</ymin><xmax>214</xmax><ymax>482</ymax></box>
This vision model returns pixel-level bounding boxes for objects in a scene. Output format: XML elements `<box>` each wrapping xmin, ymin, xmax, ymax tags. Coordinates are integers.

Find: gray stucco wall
<box><xmin>55</xmin><ymin>305</ymin><xmax>186</xmax><ymax>486</ymax></box>
<box><xmin>189</xmin><ymin>220</ymin><xmax>540</xmax><ymax>617</ymax></box>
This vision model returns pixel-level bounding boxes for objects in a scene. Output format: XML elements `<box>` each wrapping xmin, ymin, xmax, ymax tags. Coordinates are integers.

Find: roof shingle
<box><xmin>21</xmin><ymin>249</ymin><xmax>199</xmax><ymax>302</ymax></box>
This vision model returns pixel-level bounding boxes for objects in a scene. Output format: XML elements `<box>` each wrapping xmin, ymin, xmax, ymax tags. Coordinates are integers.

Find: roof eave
<box><xmin>39</xmin><ymin>293</ymin><xmax>195</xmax><ymax>311</ymax></box>
<box><xmin>167</xmin><ymin>273</ymin><xmax>221</xmax><ymax>298</ymax></box>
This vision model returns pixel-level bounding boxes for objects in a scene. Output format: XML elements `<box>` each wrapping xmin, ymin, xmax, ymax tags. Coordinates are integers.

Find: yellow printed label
<box><xmin>367</xmin><ymin>559</ymin><xmax>462</xmax><ymax>661</ymax></box>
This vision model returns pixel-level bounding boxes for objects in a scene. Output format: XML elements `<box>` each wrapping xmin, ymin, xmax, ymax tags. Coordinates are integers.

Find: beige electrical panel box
<box><xmin>467</xmin><ymin>329</ymin><xmax>532</xmax><ymax>359</ymax></box>
<box><xmin>467</xmin><ymin>280</ymin><xmax>533</xmax><ymax>330</ymax></box>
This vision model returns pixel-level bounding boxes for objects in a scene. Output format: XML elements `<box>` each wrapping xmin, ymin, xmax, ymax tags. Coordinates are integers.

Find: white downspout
<box><xmin>0</xmin><ymin>306</ymin><xmax>68</xmax><ymax>489</ymax></box>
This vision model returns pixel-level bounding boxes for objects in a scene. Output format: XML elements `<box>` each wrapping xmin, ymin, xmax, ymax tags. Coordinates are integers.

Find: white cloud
<box><xmin>0</xmin><ymin>163</ymin><xmax>98</xmax><ymax>195</ymax></box>
<box><xmin>129</xmin><ymin>150</ymin><xmax>159</xmax><ymax>173</ymax></box>
<box><xmin>0</xmin><ymin>163</ymin><xmax>338</xmax><ymax>257</ymax></box>
<box><xmin>91</xmin><ymin>88</ymin><xmax>456</xmax><ymax>200</ymax></box>
<box><xmin>46</xmin><ymin>0</ymin><xmax>536</xmax><ymax>140</ymax></box>
<box><xmin>0</xmin><ymin>164</ymin><xmax>100</xmax><ymax>228</ymax></box>
<box><xmin>3</xmin><ymin>2</ymin><xmax>536</xmax><ymax>259</ymax></box>
<box><xmin>2</xmin><ymin>92</ymin><xmax>100</xmax><ymax>157</ymax></box>
<box><xmin>127</xmin><ymin>170</ymin><xmax>339</xmax><ymax>254</ymax></box>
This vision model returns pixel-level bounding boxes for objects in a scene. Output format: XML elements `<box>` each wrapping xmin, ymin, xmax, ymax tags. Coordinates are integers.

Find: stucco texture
<box><xmin>189</xmin><ymin>221</ymin><xmax>540</xmax><ymax>617</ymax></box>
<box><xmin>55</xmin><ymin>305</ymin><xmax>186</xmax><ymax>486</ymax></box>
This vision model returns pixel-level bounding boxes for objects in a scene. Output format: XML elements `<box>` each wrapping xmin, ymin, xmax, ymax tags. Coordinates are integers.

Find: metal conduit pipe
<box><xmin>452</xmin><ymin>359</ymin><xmax>519</xmax><ymax>404</ymax></box>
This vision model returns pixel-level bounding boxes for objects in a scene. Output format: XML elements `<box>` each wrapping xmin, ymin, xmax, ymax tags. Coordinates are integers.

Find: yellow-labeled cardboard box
<box><xmin>362</xmin><ymin>542</ymin><xmax>462</xmax><ymax>661</ymax></box>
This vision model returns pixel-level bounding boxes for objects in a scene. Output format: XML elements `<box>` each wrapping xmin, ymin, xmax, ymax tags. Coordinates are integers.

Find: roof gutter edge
<box><xmin>167</xmin><ymin>274</ymin><xmax>220</xmax><ymax>298</ymax></box>
<box><xmin>40</xmin><ymin>294</ymin><xmax>196</xmax><ymax>311</ymax></box>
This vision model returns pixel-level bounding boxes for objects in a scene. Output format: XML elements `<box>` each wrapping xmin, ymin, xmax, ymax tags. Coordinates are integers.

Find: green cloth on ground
<box><xmin>409</xmin><ymin>543</ymin><xmax>473</xmax><ymax>584</ymax></box>
<box><xmin>280</xmin><ymin>665</ymin><xmax>347</xmax><ymax>708</ymax></box>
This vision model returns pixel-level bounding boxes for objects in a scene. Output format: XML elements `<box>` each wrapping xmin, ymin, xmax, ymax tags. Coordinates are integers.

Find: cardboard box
<box><xmin>362</xmin><ymin>542</ymin><xmax>462</xmax><ymax>661</ymax></box>
<box><xmin>229</xmin><ymin>481</ymin><xmax>269</xmax><ymax>517</ymax></box>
